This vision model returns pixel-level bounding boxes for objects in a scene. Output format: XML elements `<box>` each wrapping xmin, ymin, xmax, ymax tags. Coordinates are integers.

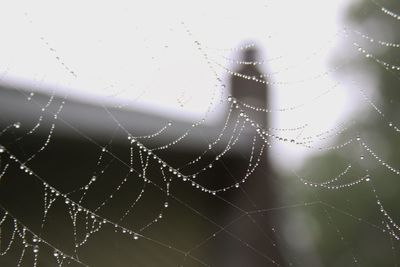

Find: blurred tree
<box><xmin>293</xmin><ymin>1</ymin><xmax>400</xmax><ymax>266</ymax></box>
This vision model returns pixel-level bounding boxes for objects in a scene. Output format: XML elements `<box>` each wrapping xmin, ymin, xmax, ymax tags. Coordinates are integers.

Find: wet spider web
<box><xmin>0</xmin><ymin>0</ymin><xmax>400</xmax><ymax>266</ymax></box>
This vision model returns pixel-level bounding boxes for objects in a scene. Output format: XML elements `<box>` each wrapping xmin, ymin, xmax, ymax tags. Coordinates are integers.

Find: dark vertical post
<box><xmin>231</xmin><ymin>47</ymin><xmax>268</xmax><ymax>128</ymax></box>
<box><xmin>217</xmin><ymin>46</ymin><xmax>283</xmax><ymax>266</ymax></box>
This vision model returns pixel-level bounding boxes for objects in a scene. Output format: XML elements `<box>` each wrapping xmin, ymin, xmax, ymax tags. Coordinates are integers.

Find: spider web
<box><xmin>1</xmin><ymin>0</ymin><xmax>400</xmax><ymax>266</ymax></box>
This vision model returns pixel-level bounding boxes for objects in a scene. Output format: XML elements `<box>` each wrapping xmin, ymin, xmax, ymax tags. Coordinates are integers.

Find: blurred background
<box><xmin>0</xmin><ymin>0</ymin><xmax>400</xmax><ymax>266</ymax></box>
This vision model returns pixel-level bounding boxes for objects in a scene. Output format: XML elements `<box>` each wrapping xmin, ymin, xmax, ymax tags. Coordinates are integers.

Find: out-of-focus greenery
<box><xmin>286</xmin><ymin>1</ymin><xmax>400</xmax><ymax>266</ymax></box>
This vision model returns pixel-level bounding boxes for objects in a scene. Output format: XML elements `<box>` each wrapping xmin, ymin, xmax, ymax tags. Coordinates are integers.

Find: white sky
<box><xmin>0</xmin><ymin>0</ymin><xmax>361</xmax><ymax>168</ymax></box>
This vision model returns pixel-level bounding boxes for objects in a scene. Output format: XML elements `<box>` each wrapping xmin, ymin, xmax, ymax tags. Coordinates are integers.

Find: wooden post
<box><xmin>213</xmin><ymin>46</ymin><xmax>284</xmax><ymax>266</ymax></box>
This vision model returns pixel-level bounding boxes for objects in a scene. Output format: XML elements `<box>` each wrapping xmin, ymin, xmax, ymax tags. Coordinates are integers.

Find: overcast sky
<box><xmin>0</xmin><ymin>0</ymin><xmax>361</xmax><ymax>168</ymax></box>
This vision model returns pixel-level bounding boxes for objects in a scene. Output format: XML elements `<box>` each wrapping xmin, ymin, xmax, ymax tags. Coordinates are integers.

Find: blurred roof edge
<box><xmin>0</xmin><ymin>82</ymin><xmax>243</xmax><ymax>152</ymax></box>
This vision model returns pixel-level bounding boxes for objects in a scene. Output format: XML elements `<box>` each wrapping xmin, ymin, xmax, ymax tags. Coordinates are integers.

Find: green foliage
<box><xmin>295</xmin><ymin>1</ymin><xmax>400</xmax><ymax>266</ymax></box>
